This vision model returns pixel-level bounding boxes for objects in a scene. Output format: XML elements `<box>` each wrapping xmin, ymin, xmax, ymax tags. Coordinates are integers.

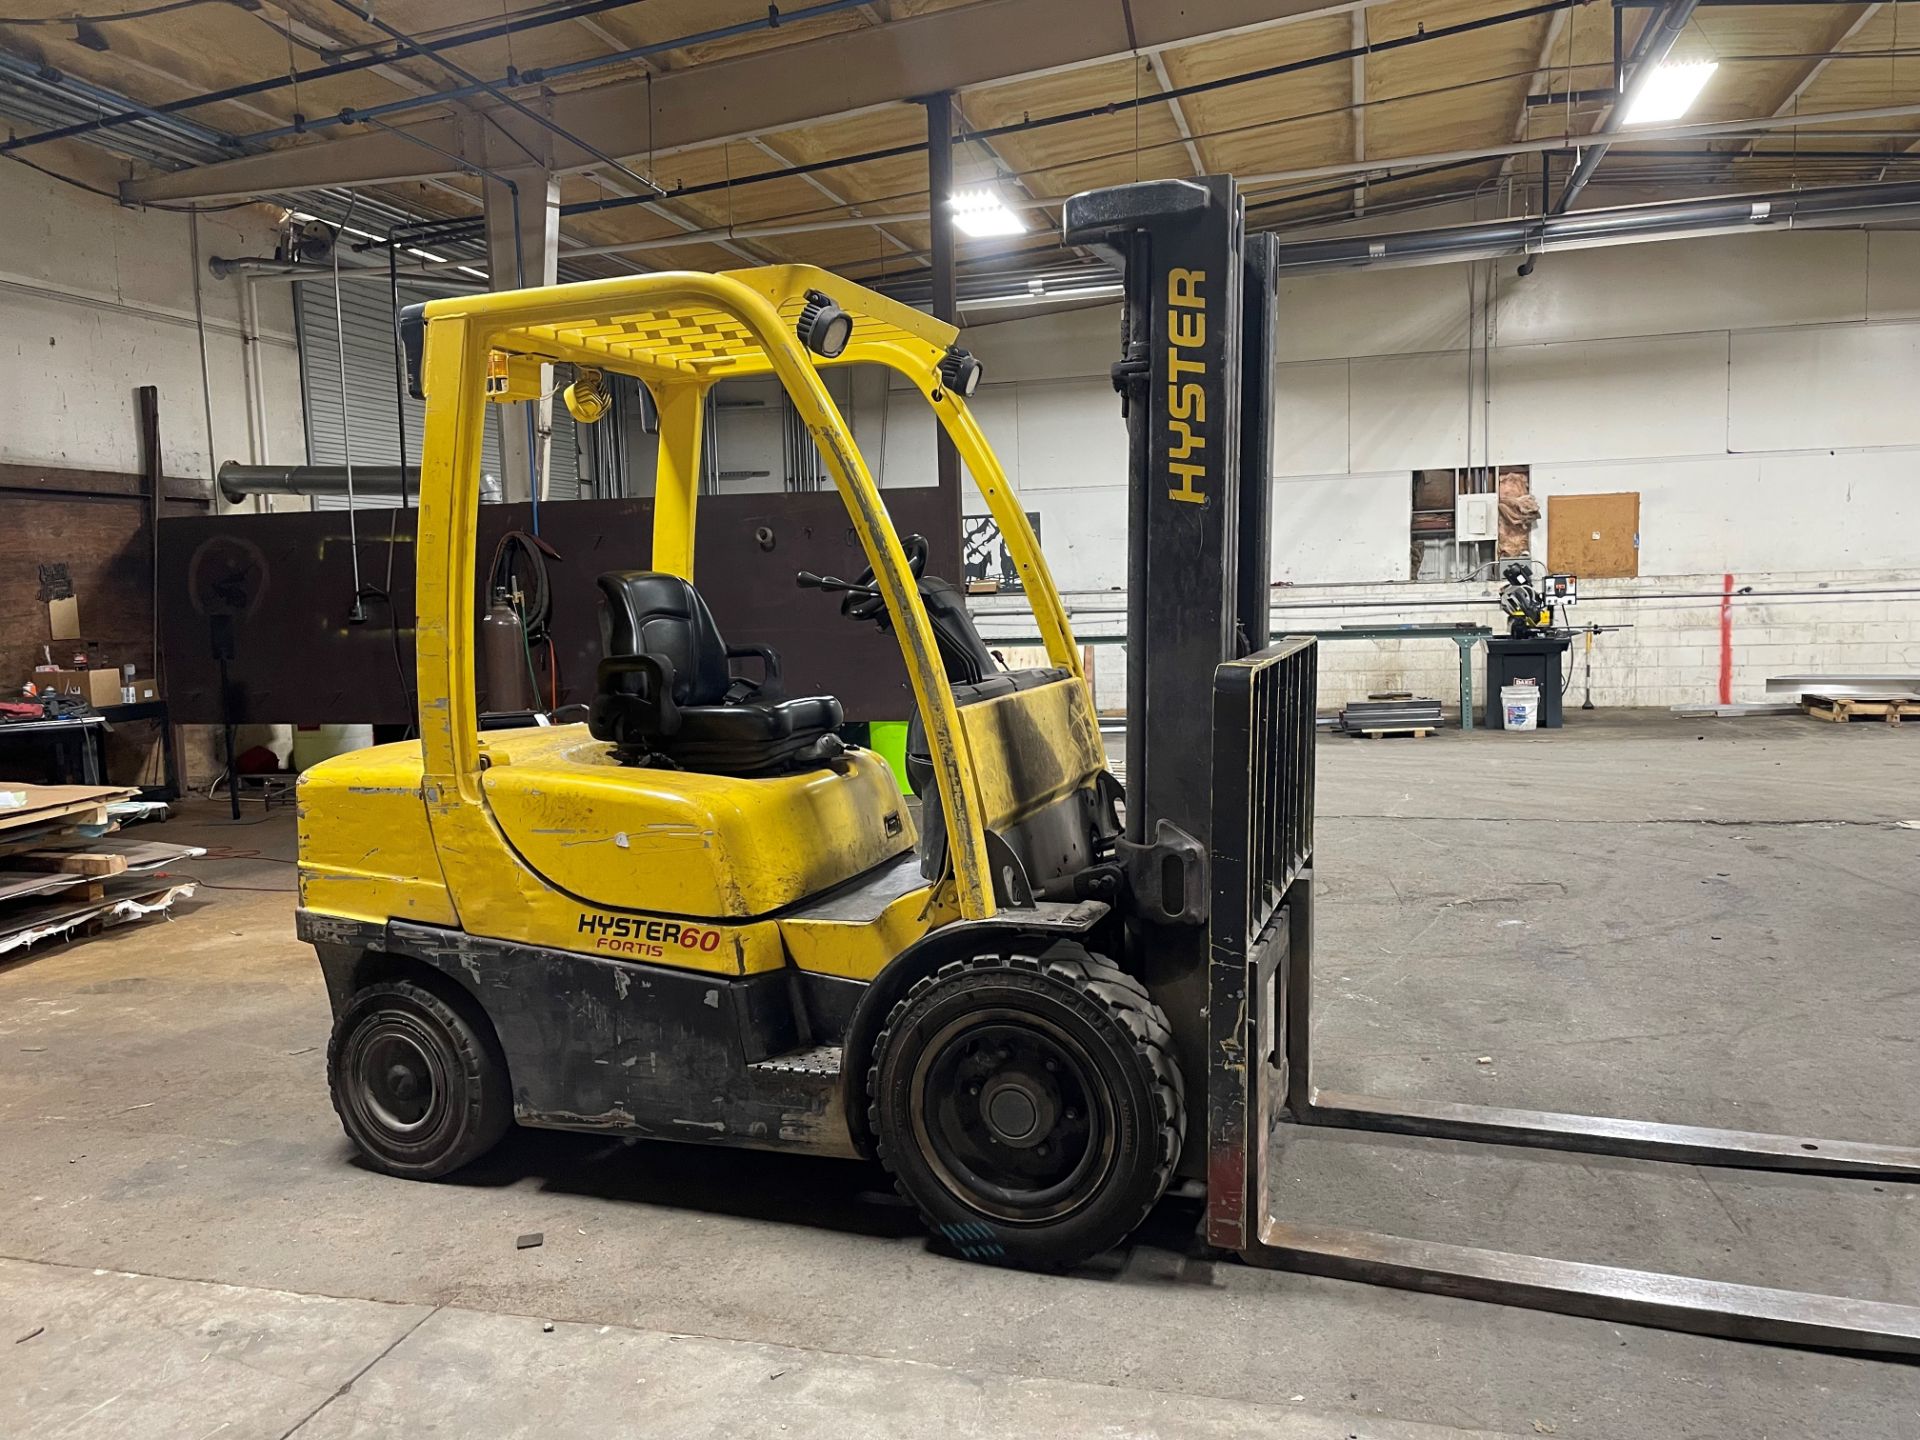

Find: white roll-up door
<box><xmin>297</xmin><ymin>278</ymin><xmax>579</xmax><ymax>507</ymax></box>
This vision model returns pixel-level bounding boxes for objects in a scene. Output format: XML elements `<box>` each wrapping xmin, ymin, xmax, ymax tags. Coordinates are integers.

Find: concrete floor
<box><xmin>3</xmin><ymin>710</ymin><xmax>1918</xmax><ymax>1437</ymax></box>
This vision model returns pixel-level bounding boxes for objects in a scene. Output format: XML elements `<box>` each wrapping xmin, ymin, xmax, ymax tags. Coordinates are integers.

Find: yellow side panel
<box><xmin>957</xmin><ymin>678</ymin><xmax>1108</xmax><ymax>832</ymax></box>
<box><xmin>779</xmin><ymin>883</ymin><xmax>957</xmax><ymax>983</ymax></box>
<box><xmin>296</xmin><ymin>735</ymin><xmax>795</xmax><ymax>977</ymax></box>
<box><xmin>478</xmin><ymin>725</ymin><xmax>914</xmax><ymax>919</ymax></box>
<box><xmin>297</xmin><ymin>741</ymin><xmax>457</xmax><ymax>928</ymax></box>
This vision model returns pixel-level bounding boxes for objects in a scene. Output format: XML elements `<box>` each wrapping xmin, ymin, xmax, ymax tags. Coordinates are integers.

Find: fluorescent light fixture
<box><xmin>1622</xmin><ymin>60</ymin><xmax>1718</xmax><ymax>126</ymax></box>
<box><xmin>949</xmin><ymin>188</ymin><xmax>1028</xmax><ymax>238</ymax></box>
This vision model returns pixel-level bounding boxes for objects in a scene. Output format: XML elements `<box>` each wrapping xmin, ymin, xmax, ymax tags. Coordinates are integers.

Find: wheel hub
<box><xmin>357</xmin><ymin>1027</ymin><xmax>438</xmax><ymax>1134</ymax></box>
<box><xmin>981</xmin><ymin>1072</ymin><xmax>1055</xmax><ymax>1148</ymax></box>
<box><xmin>911</xmin><ymin>1011</ymin><xmax>1114</xmax><ymax>1223</ymax></box>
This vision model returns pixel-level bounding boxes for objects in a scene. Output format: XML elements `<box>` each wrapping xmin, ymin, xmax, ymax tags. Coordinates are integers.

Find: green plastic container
<box><xmin>867</xmin><ymin>719</ymin><xmax>911</xmax><ymax>794</ymax></box>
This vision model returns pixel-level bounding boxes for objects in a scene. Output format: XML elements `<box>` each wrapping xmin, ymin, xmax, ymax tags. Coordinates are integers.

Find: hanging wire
<box><xmin>285</xmin><ymin>12</ymin><xmax>300</xmax><ymax>122</ymax></box>
<box><xmin>187</xmin><ymin>210</ymin><xmax>219</xmax><ymax>494</ymax></box>
<box><xmin>1134</xmin><ymin>55</ymin><xmax>1144</xmax><ymax>182</ymax></box>
<box><xmin>330</xmin><ymin>194</ymin><xmax>367</xmax><ymax>617</ymax></box>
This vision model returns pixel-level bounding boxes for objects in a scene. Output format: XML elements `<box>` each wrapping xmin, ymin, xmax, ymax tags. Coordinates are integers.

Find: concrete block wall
<box><xmin>978</xmin><ymin>570</ymin><xmax>1920</xmax><ymax>715</ymax></box>
<box><xmin>0</xmin><ymin>147</ymin><xmax>306</xmax><ymax>495</ymax></box>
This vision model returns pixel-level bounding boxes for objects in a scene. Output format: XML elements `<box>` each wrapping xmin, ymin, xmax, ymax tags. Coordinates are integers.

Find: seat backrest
<box><xmin>596</xmin><ymin>571</ymin><xmax>732</xmax><ymax>705</ymax></box>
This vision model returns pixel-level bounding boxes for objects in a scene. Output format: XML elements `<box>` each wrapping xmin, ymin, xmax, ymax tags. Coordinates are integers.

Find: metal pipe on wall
<box><xmin>217</xmin><ymin>463</ymin><xmax>418</xmax><ymax>505</ymax></box>
<box><xmin>207</xmin><ymin>255</ymin><xmax>487</xmax><ymax>290</ymax></box>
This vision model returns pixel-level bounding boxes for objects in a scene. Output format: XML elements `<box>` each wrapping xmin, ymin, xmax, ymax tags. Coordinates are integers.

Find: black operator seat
<box><xmin>589</xmin><ymin>571</ymin><xmax>844</xmax><ymax>776</ymax></box>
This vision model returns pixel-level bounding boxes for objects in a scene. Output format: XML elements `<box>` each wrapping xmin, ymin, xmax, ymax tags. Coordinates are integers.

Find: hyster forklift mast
<box><xmin>1065</xmin><ymin>174</ymin><xmax>1920</xmax><ymax>1354</ymax></box>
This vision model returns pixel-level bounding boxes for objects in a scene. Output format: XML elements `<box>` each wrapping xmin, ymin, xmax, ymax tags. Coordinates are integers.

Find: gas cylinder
<box><xmin>481</xmin><ymin>587</ymin><xmax>537</xmax><ymax>714</ymax></box>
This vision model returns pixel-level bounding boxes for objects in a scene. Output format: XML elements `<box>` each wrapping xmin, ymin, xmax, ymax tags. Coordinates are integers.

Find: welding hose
<box><xmin>487</xmin><ymin>529</ymin><xmax>561</xmax><ymax>643</ymax></box>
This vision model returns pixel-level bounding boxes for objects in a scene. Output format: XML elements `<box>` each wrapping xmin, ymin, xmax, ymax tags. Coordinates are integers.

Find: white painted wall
<box><xmin>0</xmin><ymin>153</ymin><xmax>305</xmax><ymax>496</ymax></box>
<box><xmin>938</xmin><ymin>228</ymin><xmax>1920</xmax><ymax>708</ymax></box>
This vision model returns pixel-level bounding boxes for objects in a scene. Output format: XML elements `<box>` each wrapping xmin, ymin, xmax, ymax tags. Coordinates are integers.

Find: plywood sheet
<box><xmin>0</xmin><ymin>787</ymin><xmax>136</xmax><ymax>834</ymax></box>
<box><xmin>1547</xmin><ymin>492</ymin><xmax>1639</xmax><ymax>578</ymax></box>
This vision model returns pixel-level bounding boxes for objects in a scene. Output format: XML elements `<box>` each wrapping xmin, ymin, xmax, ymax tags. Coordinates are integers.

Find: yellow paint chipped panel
<box><xmin>297</xmin><ymin>741</ymin><xmax>457</xmax><ymax>929</ymax></box>
<box><xmin>958</xmin><ymin>678</ymin><xmax>1107</xmax><ymax>833</ymax></box>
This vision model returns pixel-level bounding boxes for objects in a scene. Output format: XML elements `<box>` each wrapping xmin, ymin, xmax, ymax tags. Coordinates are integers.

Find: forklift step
<box><xmin>747</xmin><ymin>1043</ymin><xmax>843</xmax><ymax>1078</ymax></box>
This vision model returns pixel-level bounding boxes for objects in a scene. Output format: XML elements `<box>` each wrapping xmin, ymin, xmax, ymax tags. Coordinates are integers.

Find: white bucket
<box><xmin>1501</xmin><ymin>685</ymin><xmax>1540</xmax><ymax>732</ymax></box>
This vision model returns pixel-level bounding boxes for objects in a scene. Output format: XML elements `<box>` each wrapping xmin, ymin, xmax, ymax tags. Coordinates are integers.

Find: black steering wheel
<box><xmin>843</xmin><ymin>533</ymin><xmax>928</xmax><ymax>622</ymax></box>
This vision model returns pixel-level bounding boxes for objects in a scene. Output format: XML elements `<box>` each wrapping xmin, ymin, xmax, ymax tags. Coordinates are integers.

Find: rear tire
<box><xmin>328</xmin><ymin>979</ymin><xmax>511</xmax><ymax>1179</ymax></box>
<box><xmin>867</xmin><ymin>946</ymin><xmax>1184</xmax><ymax>1270</ymax></box>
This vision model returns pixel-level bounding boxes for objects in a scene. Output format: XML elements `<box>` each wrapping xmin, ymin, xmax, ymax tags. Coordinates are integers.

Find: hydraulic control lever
<box><xmin>795</xmin><ymin>570</ymin><xmax>879</xmax><ymax>598</ymax></box>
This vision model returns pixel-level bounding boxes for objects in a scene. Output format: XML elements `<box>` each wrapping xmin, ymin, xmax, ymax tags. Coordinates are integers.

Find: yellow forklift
<box><xmin>298</xmin><ymin>176</ymin><xmax>1920</xmax><ymax>1352</ymax></box>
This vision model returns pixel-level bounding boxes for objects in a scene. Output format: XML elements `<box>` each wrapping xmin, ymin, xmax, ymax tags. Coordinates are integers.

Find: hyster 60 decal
<box><xmin>577</xmin><ymin>912</ymin><xmax>723</xmax><ymax>960</ymax></box>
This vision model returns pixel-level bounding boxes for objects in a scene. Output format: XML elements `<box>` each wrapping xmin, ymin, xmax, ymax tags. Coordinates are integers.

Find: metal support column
<box><xmin>484</xmin><ymin>163</ymin><xmax>560</xmax><ymax>505</ymax></box>
<box><xmin>924</xmin><ymin>94</ymin><xmax>961</xmax><ymax>507</ymax></box>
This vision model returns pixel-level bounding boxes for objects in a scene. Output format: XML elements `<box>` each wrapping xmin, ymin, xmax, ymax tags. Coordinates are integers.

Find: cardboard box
<box><xmin>51</xmin><ymin>668</ymin><xmax>123</xmax><ymax>708</ymax></box>
<box><xmin>47</xmin><ymin>596</ymin><xmax>80</xmax><ymax>642</ymax></box>
<box><xmin>127</xmin><ymin>678</ymin><xmax>160</xmax><ymax>704</ymax></box>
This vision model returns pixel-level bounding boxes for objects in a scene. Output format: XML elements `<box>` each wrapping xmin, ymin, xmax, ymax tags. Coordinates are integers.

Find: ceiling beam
<box><xmin>1736</xmin><ymin>2</ymin><xmax>1879</xmax><ymax>157</ymax></box>
<box><xmin>1236</xmin><ymin>101</ymin><xmax>1920</xmax><ymax>188</ymax></box>
<box><xmin>1145</xmin><ymin>53</ymin><xmax>1204</xmax><ymax>174</ymax></box>
<box><xmin>587</xmin><ymin>171</ymin><xmax>771</xmax><ymax>266</ymax></box>
<box><xmin>1512</xmin><ymin>8</ymin><xmax>1571</xmax><ymax>143</ymax></box>
<box><xmin>122</xmin><ymin>0</ymin><xmax>1346</xmax><ymax>203</ymax></box>
<box><xmin>747</xmin><ymin>135</ymin><xmax>916</xmax><ymax>256</ymax></box>
<box><xmin>1771</xmin><ymin>3</ymin><xmax>1879</xmax><ymax>119</ymax></box>
<box><xmin>573</xmin><ymin>15</ymin><xmax>646</xmax><ymax>62</ymax></box>
<box><xmin>1495</xmin><ymin>8</ymin><xmax>1570</xmax><ymax>202</ymax></box>
<box><xmin>1350</xmin><ymin>10</ymin><xmax>1368</xmax><ymax>215</ymax></box>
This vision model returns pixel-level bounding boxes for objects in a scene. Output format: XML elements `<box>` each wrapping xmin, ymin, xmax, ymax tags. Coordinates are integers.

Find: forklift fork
<box><xmin>1209</xmin><ymin>641</ymin><xmax>1920</xmax><ymax>1357</ymax></box>
<box><xmin>1066</xmin><ymin>170</ymin><xmax>1920</xmax><ymax>1357</ymax></box>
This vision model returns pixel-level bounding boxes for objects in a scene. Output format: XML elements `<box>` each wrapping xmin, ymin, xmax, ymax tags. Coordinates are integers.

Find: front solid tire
<box><xmin>867</xmin><ymin>946</ymin><xmax>1184</xmax><ymax>1271</ymax></box>
<box><xmin>328</xmin><ymin>979</ymin><xmax>511</xmax><ymax>1179</ymax></box>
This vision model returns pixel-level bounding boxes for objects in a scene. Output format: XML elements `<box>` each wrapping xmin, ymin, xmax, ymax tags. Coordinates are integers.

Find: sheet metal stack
<box><xmin>0</xmin><ymin>785</ymin><xmax>202</xmax><ymax>961</ymax></box>
<box><xmin>1338</xmin><ymin>695</ymin><xmax>1444</xmax><ymax>737</ymax></box>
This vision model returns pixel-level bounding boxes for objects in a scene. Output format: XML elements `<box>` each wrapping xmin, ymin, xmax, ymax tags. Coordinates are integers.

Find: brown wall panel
<box><xmin>157</xmin><ymin>490</ymin><xmax>961</xmax><ymax>726</ymax></box>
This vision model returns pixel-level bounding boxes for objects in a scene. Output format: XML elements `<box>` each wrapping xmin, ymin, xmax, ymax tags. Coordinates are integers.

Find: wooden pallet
<box><xmin>1803</xmin><ymin>693</ymin><xmax>1919</xmax><ymax>725</ymax></box>
<box><xmin>1352</xmin><ymin>725</ymin><xmax>1434</xmax><ymax>739</ymax></box>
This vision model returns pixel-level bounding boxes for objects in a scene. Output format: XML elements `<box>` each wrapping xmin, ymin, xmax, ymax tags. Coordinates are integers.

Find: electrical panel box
<box><xmin>1546</xmin><ymin>573</ymin><xmax>1578</xmax><ymax>606</ymax></box>
<box><xmin>1455</xmin><ymin>493</ymin><xmax>1499</xmax><ymax>542</ymax></box>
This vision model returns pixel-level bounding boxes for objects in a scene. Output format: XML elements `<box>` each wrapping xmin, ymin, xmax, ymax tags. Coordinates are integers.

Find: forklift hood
<box><xmin>476</xmin><ymin>724</ymin><xmax>915</xmax><ymax>919</ymax></box>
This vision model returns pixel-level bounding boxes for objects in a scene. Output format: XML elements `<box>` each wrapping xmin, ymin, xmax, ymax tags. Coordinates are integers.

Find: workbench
<box><xmin>0</xmin><ymin>714</ymin><xmax>109</xmax><ymax>785</ymax></box>
<box><xmin>1294</xmin><ymin>624</ymin><xmax>1493</xmax><ymax>730</ymax></box>
<box><xmin>990</xmin><ymin>623</ymin><xmax>1493</xmax><ymax>728</ymax></box>
<box><xmin>0</xmin><ymin>703</ymin><xmax>180</xmax><ymax>796</ymax></box>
